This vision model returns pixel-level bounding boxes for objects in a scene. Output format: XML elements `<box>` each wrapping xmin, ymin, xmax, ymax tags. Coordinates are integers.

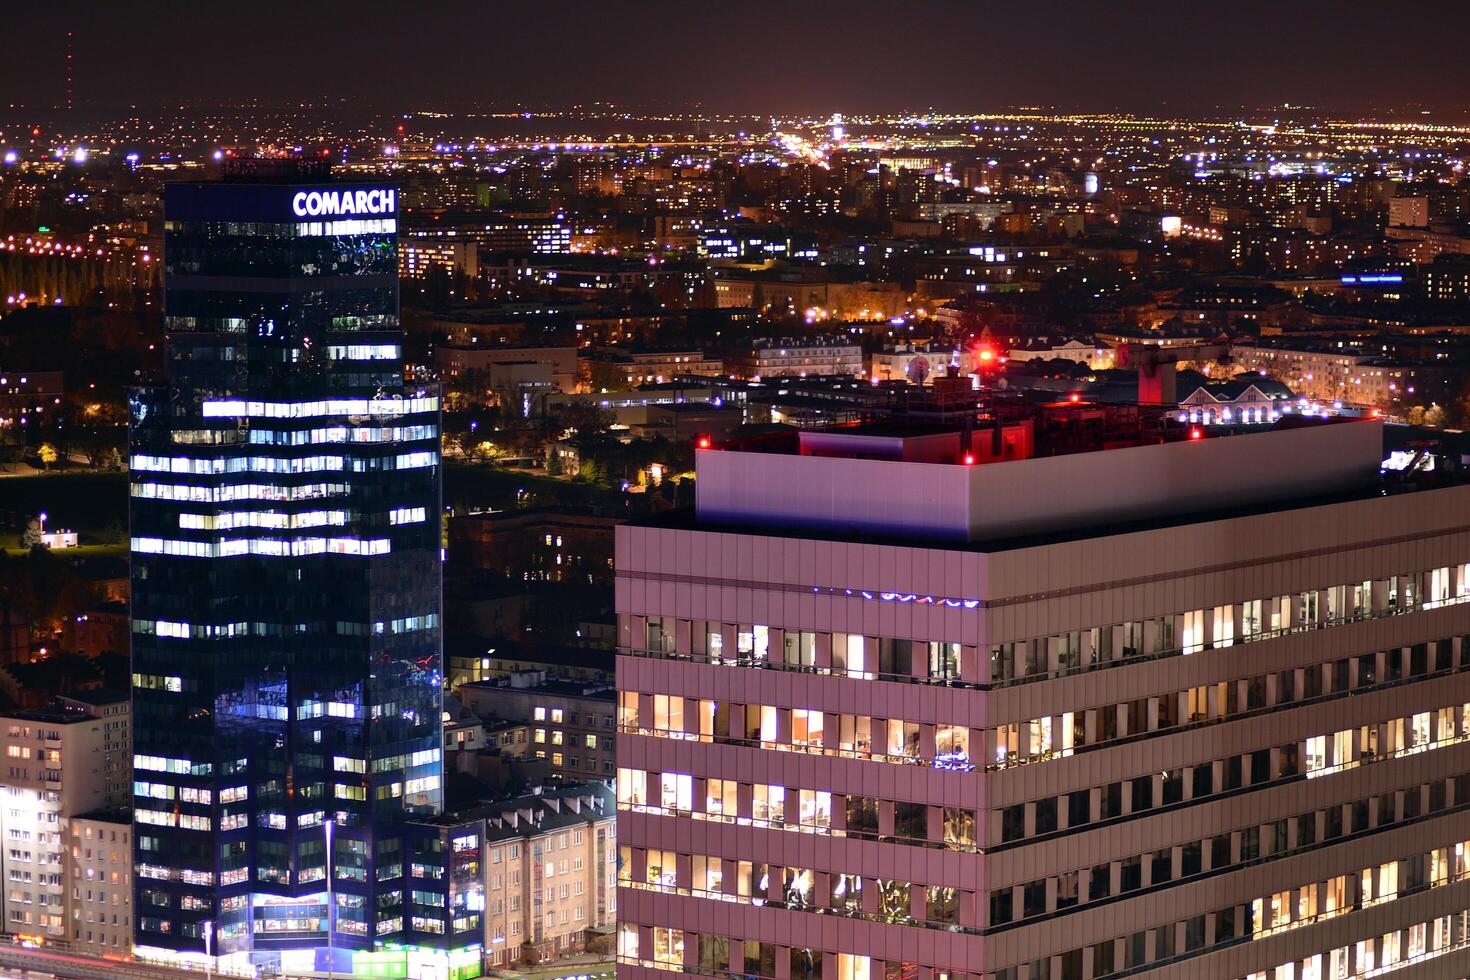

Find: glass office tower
<box><xmin>130</xmin><ymin>162</ymin><xmax>475</xmax><ymax>977</ymax></box>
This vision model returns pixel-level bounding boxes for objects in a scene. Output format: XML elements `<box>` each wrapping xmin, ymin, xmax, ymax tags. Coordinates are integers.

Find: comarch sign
<box><xmin>291</xmin><ymin>187</ymin><xmax>396</xmax><ymax>218</ymax></box>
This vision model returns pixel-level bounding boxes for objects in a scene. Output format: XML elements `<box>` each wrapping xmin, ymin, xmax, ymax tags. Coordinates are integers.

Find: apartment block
<box><xmin>473</xmin><ymin>784</ymin><xmax>616</xmax><ymax>970</ymax></box>
<box><xmin>0</xmin><ymin>692</ymin><xmax>130</xmax><ymax>943</ymax></box>
<box><xmin>68</xmin><ymin>808</ymin><xmax>132</xmax><ymax>956</ymax></box>
<box><xmin>459</xmin><ymin>676</ymin><xmax>617</xmax><ymax>783</ymax></box>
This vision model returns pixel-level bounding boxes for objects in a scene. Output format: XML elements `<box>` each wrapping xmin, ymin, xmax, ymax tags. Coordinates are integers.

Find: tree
<box><xmin>467</xmin><ymin>441</ymin><xmax>507</xmax><ymax>464</ymax></box>
<box><xmin>562</xmin><ymin>403</ymin><xmax>614</xmax><ymax>449</ymax></box>
<box><xmin>579</xmin><ymin>359</ymin><xmax>631</xmax><ymax>394</ymax></box>
<box><xmin>21</xmin><ymin>519</ymin><xmax>42</xmax><ymax>549</ymax></box>
<box><xmin>36</xmin><ymin>444</ymin><xmax>57</xmax><ymax>471</ymax></box>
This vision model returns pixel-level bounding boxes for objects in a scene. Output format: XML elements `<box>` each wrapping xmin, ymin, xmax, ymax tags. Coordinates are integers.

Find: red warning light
<box><xmin>1371</xmin><ymin>408</ymin><xmax>1382</xmax><ymax>418</ymax></box>
<box><xmin>962</xmin><ymin>453</ymin><xmax>976</xmax><ymax>465</ymax></box>
<box><xmin>696</xmin><ymin>436</ymin><xmax>712</xmax><ymax>450</ymax></box>
<box><xmin>977</xmin><ymin>348</ymin><xmax>995</xmax><ymax>363</ymax></box>
<box><xmin>1189</xmin><ymin>428</ymin><xmax>1204</xmax><ymax>441</ymax></box>
<box><xmin>1068</xmin><ymin>392</ymin><xmax>1081</xmax><ymax>403</ymax></box>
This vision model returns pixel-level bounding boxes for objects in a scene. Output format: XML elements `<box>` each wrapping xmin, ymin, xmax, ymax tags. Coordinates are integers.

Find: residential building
<box><xmin>435</xmin><ymin>345</ymin><xmax>579</xmax><ymax>394</ymax></box>
<box><xmin>1004</xmin><ymin>339</ymin><xmax>1116</xmax><ymax>371</ymax></box>
<box><xmin>580</xmin><ymin>347</ymin><xmax>725</xmax><ymax>387</ymax></box>
<box><xmin>1230</xmin><ymin>342</ymin><xmax>1450</xmax><ymax>410</ymax></box>
<box><xmin>869</xmin><ymin>344</ymin><xmax>958</xmax><ymax>384</ymax></box>
<box><xmin>731</xmin><ymin>336</ymin><xmax>865</xmax><ymax>380</ymax></box>
<box><xmin>459</xmin><ymin>676</ymin><xmax>616</xmax><ymax>783</ymax></box>
<box><xmin>448</xmin><ymin>508</ymin><xmax>619</xmax><ymax>588</ymax></box>
<box><xmin>68</xmin><ymin>808</ymin><xmax>132</xmax><ymax>956</ymax></box>
<box><xmin>475</xmin><ymin>783</ymin><xmax>616</xmax><ymax>970</ymax></box>
<box><xmin>400</xmin><ymin>239</ymin><xmax>479</xmax><ymax>280</ymax></box>
<box><xmin>616</xmin><ymin>410</ymin><xmax>1470</xmax><ymax>979</ymax></box>
<box><xmin>0</xmin><ymin>692</ymin><xmax>129</xmax><ymax>944</ymax></box>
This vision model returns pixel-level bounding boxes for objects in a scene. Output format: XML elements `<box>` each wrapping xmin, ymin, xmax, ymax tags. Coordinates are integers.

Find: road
<box><xmin>0</xmin><ymin>946</ymin><xmax>234</xmax><ymax>980</ymax></box>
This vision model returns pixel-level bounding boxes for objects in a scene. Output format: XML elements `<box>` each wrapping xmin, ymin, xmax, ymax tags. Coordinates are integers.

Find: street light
<box><xmin>203</xmin><ymin>918</ymin><xmax>213</xmax><ymax>980</ymax></box>
<box><xmin>325</xmin><ymin>817</ymin><xmax>334</xmax><ymax>980</ymax></box>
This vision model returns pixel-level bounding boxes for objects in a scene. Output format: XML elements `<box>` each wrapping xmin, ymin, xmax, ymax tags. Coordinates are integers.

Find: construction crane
<box><xmin>1115</xmin><ymin>341</ymin><xmax>1233</xmax><ymax>405</ymax></box>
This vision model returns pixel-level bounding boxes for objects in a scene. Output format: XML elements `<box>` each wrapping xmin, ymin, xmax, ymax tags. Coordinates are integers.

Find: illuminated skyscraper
<box><xmin>130</xmin><ymin>161</ymin><xmax>481</xmax><ymax>978</ymax></box>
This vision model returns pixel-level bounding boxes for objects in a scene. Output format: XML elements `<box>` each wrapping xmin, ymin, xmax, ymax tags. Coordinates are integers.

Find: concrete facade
<box><xmin>0</xmin><ymin>694</ymin><xmax>129</xmax><ymax>943</ymax></box>
<box><xmin>616</xmin><ymin>422</ymin><xmax>1470</xmax><ymax>979</ymax></box>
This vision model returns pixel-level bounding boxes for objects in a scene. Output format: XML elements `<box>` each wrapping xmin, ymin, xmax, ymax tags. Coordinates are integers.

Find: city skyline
<box><xmin>9</xmin><ymin>6</ymin><xmax>1470</xmax><ymax>978</ymax></box>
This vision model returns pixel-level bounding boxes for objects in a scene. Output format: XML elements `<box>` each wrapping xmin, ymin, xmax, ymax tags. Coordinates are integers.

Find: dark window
<box><xmin>1216</xmin><ymin>904</ymin><xmax>1239</xmax><ymax>942</ymax></box>
<box><xmin>1266</xmin><ymin>819</ymin><xmax>1288</xmax><ymax>855</ymax></box>
<box><xmin>1068</xmin><ymin>790</ymin><xmax>1090</xmax><ymax>827</ymax></box>
<box><xmin>1324</xmin><ymin>805</ymin><xmax>1344</xmax><ymax>839</ymax></box>
<box><xmin>789</xmin><ymin>947</ymin><xmax>822</xmax><ymax>980</ymax></box>
<box><xmin>878</xmin><ymin>639</ymin><xmax>911</xmax><ymax>678</ymax></box>
<box><xmin>1034</xmin><ymin>797</ymin><xmax>1058</xmax><ymax>836</ymax></box>
<box><xmin>744</xmin><ymin>941</ymin><xmax>775</xmax><ymax>978</ymax></box>
<box><xmin>1022</xmin><ymin>880</ymin><xmax>1046</xmax><ymax>918</ymax></box>
<box><xmin>1125</xmin><ymin>931</ymin><xmax>1147</xmax><ymax>969</ymax></box>
<box><xmin>1181</xmin><ymin>840</ymin><xmax>1202</xmax><ymax>877</ymax></box>
<box><xmin>1184</xmin><ymin>914</ymin><xmax>1206</xmax><ymax>951</ymax></box>
<box><xmin>1151</xmin><ymin>849</ymin><xmax>1172</xmax><ymax>884</ymax></box>
<box><xmin>1276</xmin><ymin>669</ymin><xmax>1295</xmax><ymax>703</ymax></box>
<box><xmin>1000</xmin><ymin>804</ymin><xmax>1024</xmax><ymax>843</ymax></box>
<box><xmin>1192</xmin><ymin>764</ymin><xmax>1214</xmax><ymax>798</ymax></box>
<box><xmin>1056</xmin><ymin>870</ymin><xmax>1079</xmax><ymax>909</ymax></box>
<box><xmin>1402</xmin><ymin>786</ymin><xmax>1422</xmax><ymax>820</ymax></box>
<box><xmin>1211</xmin><ymin>834</ymin><xmax>1231</xmax><ymax>869</ymax></box>
<box><xmin>1154</xmin><ymin>923</ymin><xmax>1175</xmax><ymax>960</ymax></box>
<box><xmin>1089</xmin><ymin>864</ymin><xmax>1111</xmax><ymax>900</ymax></box>
<box><xmin>1378</xmin><ymin>792</ymin><xmax>1396</xmax><ymax>826</ymax></box>
<box><xmin>990</xmin><ymin>888</ymin><xmax>1013</xmax><ymax>926</ymax></box>
<box><xmin>698</xmin><ymin>935</ymin><xmax>728</xmax><ymax>970</ymax></box>
<box><xmin>1162</xmin><ymin>768</ymin><xmax>1185</xmax><ymax>805</ymax></box>
<box><xmin>1131</xmin><ymin>776</ymin><xmax>1153</xmax><ymax>812</ymax></box>
<box><xmin>1352</xmin><ymin>799</ymin><xmax>1370</xmax><ymax>833</ymax></box>
<box><xmin>1434</xmin><ymin>639</ymin><xmax>1453</xmax><ymax>672</ymax></box>
<box><xmin>894</xmin><ymin>802</ymin><xmax>927</xmax><ymax>841</ymax></box>
<box><xmin>1101</xmin><ymin>782</ymin><xmax>1123</xmax><ymax>820</ymax></box>
<box><xmin>1120</xmin><ymin>855</ymin><xmax>1142</xmax><ymax>891</ymax></box>
<box><xmin>1410</xmin><ymin>643</ymin><xmax>1428</xmax><ymax>676</ymax></box>
<box><xmin>1357</xmin><ymin>654</ymin><xmax>1376</xmax><ymax>687</ymax></box>
<box><xmin>847</xmin><ymin>796</ymin><xmax>879</xmax><ymax>836</ymax></box>
<box><xmin>1223</xmin><ymin>756</ymin><xmax>1243</xmax><ymax>790</ymax></box>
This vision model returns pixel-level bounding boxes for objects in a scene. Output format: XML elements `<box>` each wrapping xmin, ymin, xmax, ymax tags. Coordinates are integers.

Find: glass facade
<box><xmin>130</xmin><ymin>177</ymin><xmax>465</xmax><ymax>975</ymax></box>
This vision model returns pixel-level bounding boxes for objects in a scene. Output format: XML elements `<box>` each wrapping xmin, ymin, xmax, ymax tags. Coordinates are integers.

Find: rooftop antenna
<box><xmin>65</xmin><ymin>31</ymin><xmax>74</xmax><ymax>114</ymax></box>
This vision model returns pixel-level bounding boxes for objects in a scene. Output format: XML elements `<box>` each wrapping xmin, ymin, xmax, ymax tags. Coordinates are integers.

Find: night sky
<box><xmin>6</xmin><ymin>0</ymin><xmax>1470</xmax><ymax>116</ymax></box>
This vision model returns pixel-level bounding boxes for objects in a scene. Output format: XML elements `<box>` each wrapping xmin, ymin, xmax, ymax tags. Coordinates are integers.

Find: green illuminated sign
<box><xmin>351</xmin><ymin>949</ymin><xmax>407</xmax><ymax>978</ymax></box>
